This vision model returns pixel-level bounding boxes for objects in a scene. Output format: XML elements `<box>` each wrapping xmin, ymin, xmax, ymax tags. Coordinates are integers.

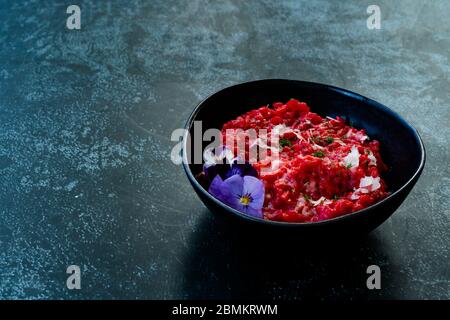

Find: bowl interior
<box><xmin>185</xmin><ymin>79</ymin><xmax>424</xmax><ymax>211</ymax></box>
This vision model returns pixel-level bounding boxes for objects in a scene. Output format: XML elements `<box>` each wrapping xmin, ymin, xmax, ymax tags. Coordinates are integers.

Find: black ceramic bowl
<box><xmin>182</xmin><ymin>79</ymin><xmax>425</xmax><ymax>236</ymax></box>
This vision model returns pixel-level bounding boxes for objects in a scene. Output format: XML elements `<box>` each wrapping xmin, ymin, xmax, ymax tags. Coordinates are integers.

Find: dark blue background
<box><xmin>0</xmin><ymin>0</ymin><xmax>448</xmax><ymax>299</ymax></box>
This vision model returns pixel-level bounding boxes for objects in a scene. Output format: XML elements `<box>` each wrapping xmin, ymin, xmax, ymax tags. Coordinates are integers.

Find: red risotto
<box><xmin>221</xmin><ymin>99</ymin><xmax>389</xmax><ymax>222</ymax></box>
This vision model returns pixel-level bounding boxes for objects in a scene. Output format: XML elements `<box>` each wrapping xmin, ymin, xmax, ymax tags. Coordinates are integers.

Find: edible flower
<box><xmin>208</xmin><ymin>174</ymin><xmax>265</xmax><ymax>218</ymax></box>
<box><xmin>203</xmin><ymin>156</ymin><xmax>258</xmax><ymax>181</ymax></box>
<box><xmin>223</xmin><ymin>159</ymin><xmax>258</xmax><ymax>179</ymax></box>
<box><xmin>200</xmin><ymin>145</ymin><xmax>264</xmax><ymax>218</ymax></box>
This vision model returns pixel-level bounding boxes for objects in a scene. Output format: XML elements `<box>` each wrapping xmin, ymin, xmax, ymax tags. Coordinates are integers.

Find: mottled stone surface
<box><xmin>0</xmin><ymin>0</ymin><xmax>448</xmax><ymax>299</ymax></box>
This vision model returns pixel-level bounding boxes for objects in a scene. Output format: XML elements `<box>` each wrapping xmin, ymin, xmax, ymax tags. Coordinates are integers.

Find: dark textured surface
<box><xmin>0</xmin><ymin>0</ymin><xmax>448</xmax><ymax>299</ymax></box>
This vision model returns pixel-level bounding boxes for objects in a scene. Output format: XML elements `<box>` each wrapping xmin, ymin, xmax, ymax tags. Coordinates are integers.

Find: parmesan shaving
<box><xmin>367</xmin><ymin>151</ymin><xmax>377</xmax><ymax>166</ymax></box>
<box><xmin>343</xmin><ymin>146</ymin><xmax>360</xmax><ymax>168</ymax></box>
<box><xmin>310</xmin><ymin>196</ymin><xmax>332</xmax><ymax>206</ymax></box>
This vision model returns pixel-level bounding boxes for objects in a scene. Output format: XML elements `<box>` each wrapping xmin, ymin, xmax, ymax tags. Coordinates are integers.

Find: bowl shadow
<box><xmin>180</xmin><ymin>209</ymin><xmax>393</xmax><ymax>300</ymax></box>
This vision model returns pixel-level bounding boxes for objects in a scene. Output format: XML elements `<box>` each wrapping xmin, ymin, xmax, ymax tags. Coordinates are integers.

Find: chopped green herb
<box><xmin>280</xmin><ymin>138</ymin><xmax>292</xmax><ymax>148</ymax></box>
<box><xmin>312</xmin><ymin>151</ymin><xmax>325</xmax><ymax>158</ymax></box>
<box><xmin>346</xmin><ymin>163</ymin><xmax>352</xmax><ymax>169</ymax></box>
<box><xmin>303</xmin><ymin>194</ymin><xmax>311</xmax><ymax>201</ymax></box>
<box><xmin>325</xmin><ymin>137</ymin><xmax>334</xmax><ymax>144</ymax></box>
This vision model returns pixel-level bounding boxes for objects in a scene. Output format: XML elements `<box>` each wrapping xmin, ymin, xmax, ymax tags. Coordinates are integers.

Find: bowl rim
<box><xmin>182</xmin><ymin>79</ymin><xmax>426</xmax><ymax>228</ymax></box>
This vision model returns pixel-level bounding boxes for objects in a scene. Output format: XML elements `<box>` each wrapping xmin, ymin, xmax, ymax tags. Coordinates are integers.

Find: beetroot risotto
<box><xmin>198</xmin><ymin>99</ymin><xmax>389</xmax><ymax>223</ymax></box>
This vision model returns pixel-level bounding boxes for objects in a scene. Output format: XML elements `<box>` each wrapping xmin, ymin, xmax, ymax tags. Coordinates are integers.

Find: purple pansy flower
<box><xmin>208</xmin><ymin>174</ymin><xmax>265</xmax><ymax>218</ymax></box>
<box><xmin>224</xmin><ymin>159</ymin><xmax>258</xmax><ymax>179</ymax></box>
<box><xmin>205</xmin><ymin>159</ymin><xmax>258</xmax><ymax>181</ymax></box>
<box><xmin>200</xmin><ymin>145</ymin><xmax>265</xmax><ymax>218</ymax></box>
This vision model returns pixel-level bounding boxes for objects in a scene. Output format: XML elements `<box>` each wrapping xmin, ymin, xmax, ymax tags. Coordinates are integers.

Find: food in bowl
<box><xmin>197</xmin><ymin>99</ymin><xmax>389</xmax><ymax>223</ymax></box>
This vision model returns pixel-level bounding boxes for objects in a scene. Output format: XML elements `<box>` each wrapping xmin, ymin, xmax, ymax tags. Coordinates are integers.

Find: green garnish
<box><xmin>346</xmin><ymin>163</ymin><xmax>352</xmax><ymax>169</ymax></box>
<box><xmin>312</xmin><ymin>151</ymin><xmax>325</xmax><ymax>158</ymax></box>
<box><xmin>325</xmin><ymin>137</ymin><xmax>334</xmax><ymax>144</ymax></box>
<box><xmin>280</xmin><ymin>138</ymin><xmax>292</xmax><ymax>148</ymax></box>
<box><xmin>303</xmin><ymin>194</ymin><xmax>311</xmax><ymax>201</ymax></box>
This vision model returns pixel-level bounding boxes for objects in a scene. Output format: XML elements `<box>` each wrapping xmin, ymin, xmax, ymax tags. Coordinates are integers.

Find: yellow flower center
<box><xmin>240</xmin><ymin>195</ymin><xmax>251</xmax><ymax>206</ymax></box>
